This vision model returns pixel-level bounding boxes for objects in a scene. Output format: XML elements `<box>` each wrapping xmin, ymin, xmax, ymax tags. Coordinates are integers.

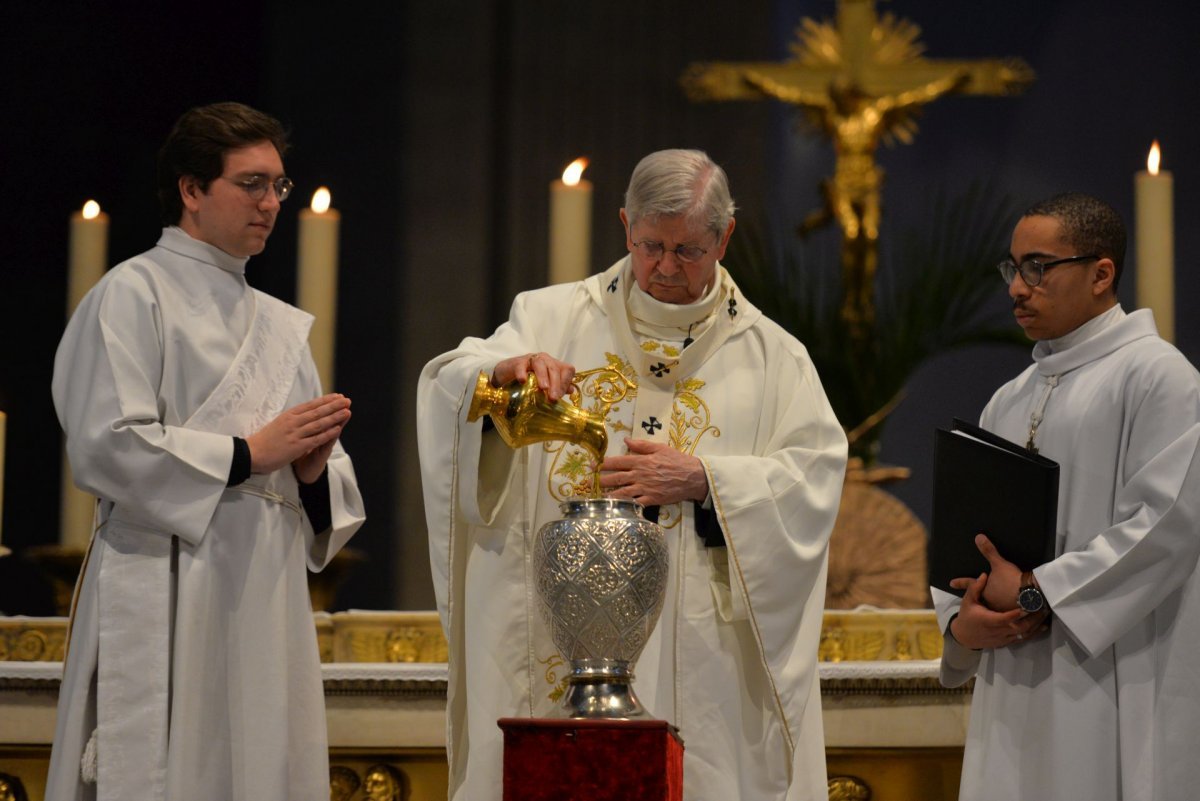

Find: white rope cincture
<box><xmin>228</xmin><ymin>483</ymin><xmax>302</xmax><ymax>517</ymax></box>
<box><xmin>80</xmin><ymin>727</ymin><xmax>98</xmax><ymax>784</ymax></box>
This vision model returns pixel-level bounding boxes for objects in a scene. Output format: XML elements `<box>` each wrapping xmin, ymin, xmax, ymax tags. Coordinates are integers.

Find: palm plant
<box><xmin>730</xmin><ymin>182</ymin><xmax>1026</xmax><ymax>465</ymax></box>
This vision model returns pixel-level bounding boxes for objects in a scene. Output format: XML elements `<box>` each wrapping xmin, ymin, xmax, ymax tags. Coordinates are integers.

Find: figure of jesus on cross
<box><xmin>683</xmin><ymin>0</ymin><xmax>1033</xmax><ymax>336</ymax></box>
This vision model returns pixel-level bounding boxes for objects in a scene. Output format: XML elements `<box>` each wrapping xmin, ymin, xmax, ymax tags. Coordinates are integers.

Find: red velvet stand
<box><xmin>498</xmin><ymin>717</ymin><xmax>684</xmax><ymax>801</ymax></box>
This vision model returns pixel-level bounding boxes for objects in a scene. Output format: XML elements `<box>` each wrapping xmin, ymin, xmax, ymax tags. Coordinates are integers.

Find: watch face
<box><xmin>1018</xmin><ymin>586</ymin><xmax>1044</xmax><ymax>613</ymax></box>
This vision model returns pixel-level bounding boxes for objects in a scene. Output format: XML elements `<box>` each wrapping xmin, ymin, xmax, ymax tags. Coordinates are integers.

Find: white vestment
<box><xmin>933</xmin><ymin>307</ymin><xmax>1200</xmax><ymax>801</ymax></box>
<box><xmin>418</xmin><ymin>258</ymin><xmax>847</xmax><ymax>801</ymax></box>
<box><xmin>47</xmin><ymin>227</ymin><xmax>366</xmax><ymax>801</ymax></box>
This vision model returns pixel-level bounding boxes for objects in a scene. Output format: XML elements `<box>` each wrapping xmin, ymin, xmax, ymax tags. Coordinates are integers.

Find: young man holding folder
<box><xmin>933</xmin><ymin>193</ymin><xmax>1200</xmax><ymax>801</ymax></box>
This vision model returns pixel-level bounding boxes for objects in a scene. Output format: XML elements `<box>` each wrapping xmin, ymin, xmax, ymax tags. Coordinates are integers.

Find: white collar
<box><xmin>1041</xmin><ymin>303</ymin><xmax>1125</xmax><ymax>354</ymax></box>
<box><xmin>158</xmin><ymin>226</ymin><xmax>250</xmax><ymax>276</ymax></box>
<box><xmin>626</xmin><ymin>269</ymin><xmax>723</xmax><ymax>329</ymax></box>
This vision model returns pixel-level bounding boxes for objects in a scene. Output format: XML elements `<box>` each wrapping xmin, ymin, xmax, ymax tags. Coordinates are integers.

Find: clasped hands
<box><xmin>246</xmin><ymin>393</ymin><xmax>352</xmax><ymax>485</ymax></box>
<box><xmin>949</xmin><ymin>533</ymin><xmax>1050</xmax><ymax>650</ymax></box>
<box><xmin>491</xmin><ymin>352</ymin><xmax>708</xmax><ymax>506</ymax></box>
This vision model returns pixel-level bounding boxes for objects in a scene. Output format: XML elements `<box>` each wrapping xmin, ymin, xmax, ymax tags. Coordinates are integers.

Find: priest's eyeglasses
<box><xmin>997</xmin><ymin>254</ymin><xmax>1098</xmax><ymax>287</ymax></box>
<box><xmin>222</xmin><ymin>175</ymin><xmax>295</xmax><ymax>203</ymax></box>
<box><xmin>632</xmin><ymin>240</ymin><xmax>708</xmax><ymax>264</ymax></box>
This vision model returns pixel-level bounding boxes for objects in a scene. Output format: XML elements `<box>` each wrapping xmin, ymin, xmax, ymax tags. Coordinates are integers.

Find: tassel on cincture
<box><xmin>81</xmin><ymin>728</ymin><xmax>98</xmax><ymax>784</ymax></box>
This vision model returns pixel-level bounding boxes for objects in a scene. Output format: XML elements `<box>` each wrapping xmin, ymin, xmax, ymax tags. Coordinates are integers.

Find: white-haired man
<box><xmin>418</xmin><ymin>149</ymin><xmax>847</xmax><ymax>800</ymax></box>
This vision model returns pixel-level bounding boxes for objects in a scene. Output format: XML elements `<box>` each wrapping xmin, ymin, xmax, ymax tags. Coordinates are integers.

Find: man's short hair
<box><xmin>156</xmin><ymin>102</ymin><xmax>290</xmax><ymax>225</ymax></box>
<box><xmin>624</xmin><ymin>149</ymin><xmax>736</xmax><ymax>238</ymax></box>
<box><xmin>1024</xmin><ymin>192</ymin><xmax>1127</xmax><ymax>290</ymax></box>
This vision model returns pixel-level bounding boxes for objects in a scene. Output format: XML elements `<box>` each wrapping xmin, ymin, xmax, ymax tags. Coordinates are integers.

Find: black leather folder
<box><xmin>928</xmin><ymin>418</ymin><xmax>1059</xmax><ymax>595</ymax></box>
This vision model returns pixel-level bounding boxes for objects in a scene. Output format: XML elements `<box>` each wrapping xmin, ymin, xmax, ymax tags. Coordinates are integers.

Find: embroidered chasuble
<box><xmin>47</xmin><ymin>227</ymin><xmax>366</xmax><ymax>801</ymax></box>
<box><xmin>418</xmin><ymin>256</ymin><xmax>847</xmax><ymax>801</ymax></box>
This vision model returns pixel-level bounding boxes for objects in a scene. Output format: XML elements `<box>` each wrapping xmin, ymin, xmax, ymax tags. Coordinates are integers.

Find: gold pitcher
<box><xmin>467</xmin><ymin>371</ymin><xmax>609</xmax><ymax>463</ymax></box>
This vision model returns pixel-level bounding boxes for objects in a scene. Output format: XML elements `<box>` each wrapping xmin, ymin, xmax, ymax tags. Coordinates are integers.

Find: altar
<box><xmin>0</xmin><ymin>609</ymin><xmax>969</xmax><ymax>800</ymax></box>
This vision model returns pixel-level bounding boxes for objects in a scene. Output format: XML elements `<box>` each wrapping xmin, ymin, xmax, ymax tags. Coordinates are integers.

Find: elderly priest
<box><xmin>418</xmin><ymin>149</ymin><xmax>847</xmax><ymax>801</ymax></box>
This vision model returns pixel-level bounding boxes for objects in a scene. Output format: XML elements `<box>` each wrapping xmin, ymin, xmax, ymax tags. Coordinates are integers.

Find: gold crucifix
<box><xmin>682</xmin><ymin>0</ymin><xmax>1033</xmax><ymax>337</ymax></box>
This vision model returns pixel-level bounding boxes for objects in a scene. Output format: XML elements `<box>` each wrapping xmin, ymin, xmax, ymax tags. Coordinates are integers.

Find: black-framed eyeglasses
<box><xmin>997</xmin><ymin>254</ymin><xmax>1098</xmax><ymax>287</ymax></box>
<box><xmin>221</xmin><ymin>175</ymin><xmax>295</xmax><ymax>203</ymax></box>
<box><xmin>631</xmin><ymin>239</ymin><xmax>708</xmax><ymax>264</ymax></box>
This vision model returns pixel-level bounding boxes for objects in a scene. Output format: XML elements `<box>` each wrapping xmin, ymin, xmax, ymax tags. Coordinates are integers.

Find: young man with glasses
<box><xmin>419</xmin><ymin>149</ymin><xmax>848</xmax><ymax>800</ymax></box>
<box><xmin>47</xmin><ymin>102</ymin><xmax>365</xmax><ymax>801</ymax></box>
<box><xmin>933</xmin><ymin>192</ymin><xmax>1200</xmax><ymax>800</ymax></box>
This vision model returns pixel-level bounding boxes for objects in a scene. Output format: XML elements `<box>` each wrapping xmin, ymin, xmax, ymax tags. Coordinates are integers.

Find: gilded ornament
<box><xmin>828</xmin><ymin>775</ymin><xmax>872</xmax><ymax>801</ymax></box>
<box><xmin>682</xmin><ymin>0</ymin><xmax>1032</xmax><ymax>338</ymax></box>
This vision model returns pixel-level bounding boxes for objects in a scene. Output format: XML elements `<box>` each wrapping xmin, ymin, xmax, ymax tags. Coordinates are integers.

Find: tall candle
<box><xmin>62</xmin><ymin>200</ymin><xmax>107</xmax><ymax>547</ymax></box>
<box><xmin>549</xmin><ymin>157</ymin><xmax>593</xmax><ymax>285</ymax></box>
<box><xmin>0</xmin><ymin>411</ymin><xmax>8</xmax><ymax>557</ymax></box>
<box><xmin>1135</xmin><ymin>140</ymin><xmax>1174</xmax><ymax>342</ymax></box>
<box><xmin>297</xmin><ymin>187</ymin><xmax>341</xmax><ymax>391</ymax></box>
<box><xmin>68</xmin><ymin>200</ymin><xmax>109</xmax><ymax>314</ymax></box>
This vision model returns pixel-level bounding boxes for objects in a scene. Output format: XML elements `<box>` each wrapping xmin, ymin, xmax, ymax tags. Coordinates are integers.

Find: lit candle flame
<box><xmin>1147</xmin><ymin>141</ymin><xmax>1162</xmax><ymax>176</ymax></box>
<box><xmin>311</xmin><ymin>187</ymin><xmax>332</xmax><ymax>214</ymax></box>
<box><xmin>562</xmin><ymin>158</ymin><xmax>589</xmax><ymax>186</ymax></box>
<box><xmin>82</xmin><ymin>200</ymin><xmax>101</xmax><ymax>220</ymax></box>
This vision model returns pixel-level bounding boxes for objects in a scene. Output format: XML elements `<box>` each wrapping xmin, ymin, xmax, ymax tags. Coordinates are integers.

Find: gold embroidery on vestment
<box><xmin>536</xmin><ymin>652</ymin><xmax>568</xmax><ymax>701</ymax></box>
<box><xmin>546</xmin><ymin>355</ymin><xmax>640</xmax><ymax>501</ymax></box>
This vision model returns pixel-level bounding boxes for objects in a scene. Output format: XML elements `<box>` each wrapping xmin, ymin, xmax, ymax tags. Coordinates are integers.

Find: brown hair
<box><xmin>156</xmin><ymin>102</ymin><xmax>290</xmax><ymax>225</ymax></box>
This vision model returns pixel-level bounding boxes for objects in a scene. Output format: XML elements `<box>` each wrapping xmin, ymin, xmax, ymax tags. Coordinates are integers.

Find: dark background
<box><xmin>2</xmin><ymin>1</ymin><xmax>1195</xmax><ymax>613</ymax></box>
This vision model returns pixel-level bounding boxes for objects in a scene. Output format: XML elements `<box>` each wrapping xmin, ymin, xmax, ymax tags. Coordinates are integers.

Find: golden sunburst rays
<box><xmin>790</xmin><ymin>12</ymin><xmax>926</xmax><ymax>68</ymax></box>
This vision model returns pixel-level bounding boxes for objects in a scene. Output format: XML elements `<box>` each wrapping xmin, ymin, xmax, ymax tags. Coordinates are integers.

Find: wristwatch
<box><xmin>1017</xmin><ymin>570</ymin><xmax>1045</xmax><ymax>613</ymax></box>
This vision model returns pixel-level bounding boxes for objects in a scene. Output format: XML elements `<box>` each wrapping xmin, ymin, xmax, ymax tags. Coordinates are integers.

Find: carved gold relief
<box><xmin>329</xmin><ymin>765</ymin><xmax>361</xmax><ymax>801</ymax></box>
<box><xmin>819</xmin><ymin>611</ymin><xmax>942</xmax><ymax>662</ymax></box>
<box><xmin>0</xmin><ymin>620</ymin><xmax>67</xmax><ymax>662</ymax></box>
<box><xmin>327</xmin><ymin>763</ymin><xmax>409</xmax><ymax>801</ymax></box>
<box><xmin>917</xmin><ymin>627</ymin><xmax>945</xmax><ymax>660</ymax></box>
<box><xmin>0</xmin><ymin>610</ymin><xmax>943</xmax><ymax>665</ymax></box>
<box><xmin>331</xmin><ymin>613</ymin><xmax>449</xmax><ymax>664</ymax></box>
<box><xmin>820</xmin><ymin>625</ymin><xmax>886</xmax><ymax>662</ymax></box>
<box><xmin>363</xmin><ymin>763</ymin><xmax>406</xmax><ymax>801</ymax></box>
<box><xmin>0</xmin><ymin>770</ymin><xmax>30</xmax><ymax>801</ymax></box>
<box><xmin>316</xmin><ymin>615</ymin><xmax>335</xmax><ymax>664</ymax></box>
<box><xmin>828</xmin><ymin>774</ymin><xmax>872</xmax><ymax>800</ymax></box>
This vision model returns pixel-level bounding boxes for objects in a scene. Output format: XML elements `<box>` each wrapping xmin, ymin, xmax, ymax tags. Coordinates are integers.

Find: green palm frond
<box><xmin>729</xmin><ymin>182</ymin><xmax>1025</xmax><ymax>463</ymax></box>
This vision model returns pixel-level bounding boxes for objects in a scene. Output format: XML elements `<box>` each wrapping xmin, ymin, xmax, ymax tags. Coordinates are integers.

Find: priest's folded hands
<box><xmin>245</xmin><ymin>392</ymin><xmax>352</xmax><ymax>483</ymax></box>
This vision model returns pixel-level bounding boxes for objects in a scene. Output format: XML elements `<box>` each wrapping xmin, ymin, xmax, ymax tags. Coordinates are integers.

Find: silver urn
<box><xmin>533</xmin><ymin>498</ymin><xmax>668</xmax><ymax>719</ymax></box>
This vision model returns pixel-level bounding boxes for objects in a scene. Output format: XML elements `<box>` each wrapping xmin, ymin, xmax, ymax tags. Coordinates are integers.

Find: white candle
<box><xmin>1135</xmin><ymin>140</ymin><xmax>1174</xmax><ymax>342</ymax></box>
<box><xmin>62</xmin><ymin>200</ymin><xmax>107</xmax><ymax>548</ymax></box>
<box><xmin>68</xmin><ymin>200</ymin><xmax>109</xmax><ymax>314</ymax></box>
<box><xmin>0</xmin><ymin>411</ymin><xmax>8</xmax><ymax>557</ymax></box>
<box><xmin>297</xmin><ymin>187</ymin><xmax>341</xmax><ymax>391</ymax></box>
<box><xmin>549</xmin><ymin>157</ymin><xmax>593</xmax><ymax>285</ymax></box>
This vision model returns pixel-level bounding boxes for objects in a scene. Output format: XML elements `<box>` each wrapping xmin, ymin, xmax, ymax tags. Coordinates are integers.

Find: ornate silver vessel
<box><xmin>533</xmin><ymin>497</ymin><xmax>668</xmax><ymax>719</ymax></box>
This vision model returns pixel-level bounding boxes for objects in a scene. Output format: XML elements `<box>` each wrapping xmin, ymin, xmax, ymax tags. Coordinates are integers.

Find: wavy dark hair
<box><xmin>156</xmin><ymin>102</ymin><xmax>290</xmax><ymax>225</ymax></box>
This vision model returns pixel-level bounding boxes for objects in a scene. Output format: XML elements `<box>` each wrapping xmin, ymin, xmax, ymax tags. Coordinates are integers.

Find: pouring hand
<box><xmin>492</xmin><ymin>352</ymin><xmax>576</xmax><ymax>402</ymax></box>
